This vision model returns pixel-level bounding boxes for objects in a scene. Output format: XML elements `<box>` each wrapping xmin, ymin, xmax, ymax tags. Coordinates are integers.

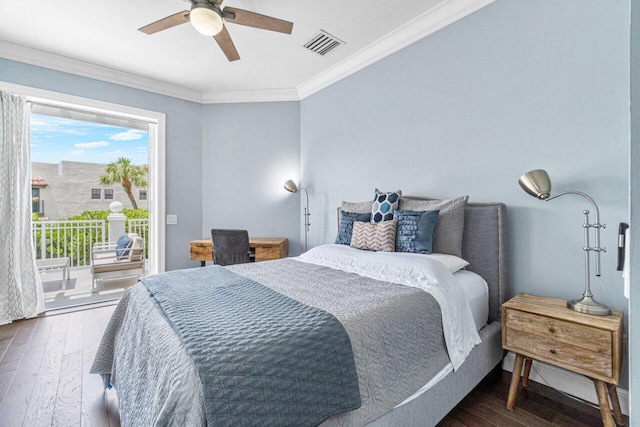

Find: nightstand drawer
<box><xmin>506</xmin><ymin>328</ymin><xmax>613</xmax><ymax>379</ymax></box>
<box><xmin>505</xmin><ymin>309</ymin><xmax>612</xmax><ymax>355</ymax></box>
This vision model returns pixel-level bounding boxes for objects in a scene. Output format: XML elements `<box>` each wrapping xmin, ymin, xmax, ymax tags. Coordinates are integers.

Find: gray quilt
<box><xmin>141</xmin><ymin>266</ymin><xmax>361</xmax><ymax>426</ymax></box>
<box><xmin>91</xmin><ymin>259</ymin><xmax>450</xmax><ymax>426</ymax></box>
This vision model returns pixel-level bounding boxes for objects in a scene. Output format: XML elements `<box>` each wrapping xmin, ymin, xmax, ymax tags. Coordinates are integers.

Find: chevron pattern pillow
<box><xmin>350</xmin><ymin>220</ymin><xmax>398</xmax><ymax>252</ymax></box>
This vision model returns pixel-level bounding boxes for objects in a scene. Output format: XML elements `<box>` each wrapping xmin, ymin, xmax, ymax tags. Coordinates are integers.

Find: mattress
<box><xmin>454</xmin><ymin>270</ymin><xmax>489</xmax><ymax>332</ymax></box>
<box><xmin>395</xmin><ymin>269</ymin><xmax>489</xmax><ymax>408</ymax></box>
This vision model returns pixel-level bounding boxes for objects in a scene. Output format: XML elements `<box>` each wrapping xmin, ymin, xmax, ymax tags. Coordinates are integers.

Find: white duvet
<box><xmin>294</xmin><ymin>244</ymin><xmax>481</xmax><ymax>370</ymax></box>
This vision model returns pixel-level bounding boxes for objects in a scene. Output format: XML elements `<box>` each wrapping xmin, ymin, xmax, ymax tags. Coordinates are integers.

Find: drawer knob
<box><xmin>550</xmin><ymin>349</ymin><xmax>557</xmax><ymax>355</ymax></box>
<box><xmin>549</xmin><ymin>327</ymin><xmax>556</xmax><ymax>333</ymax></box>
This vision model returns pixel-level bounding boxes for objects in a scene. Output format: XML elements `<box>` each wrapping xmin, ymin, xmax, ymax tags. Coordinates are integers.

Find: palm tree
<box><xmin>99</xmin><ymin>157</ymin><xmax>148</xmax><ymax>209</ymax></box>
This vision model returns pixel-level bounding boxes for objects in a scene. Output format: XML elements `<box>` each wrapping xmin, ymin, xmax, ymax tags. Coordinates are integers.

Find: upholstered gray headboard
<box><xmin>460</xmin><ymin>203</ymin><xmax>509</xmax><ymax>323</ymax></box>
<box><xmin>336</xmin><ymin>201</ymin><xmax>509</xmax><ymax>323</ymax></box>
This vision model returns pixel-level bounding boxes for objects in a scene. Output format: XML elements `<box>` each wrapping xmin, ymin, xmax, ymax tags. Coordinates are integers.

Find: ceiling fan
<box><xmin>138</xmin><ymin>0</ymin><xmax>294</xmax><ymax>62</ymax></box>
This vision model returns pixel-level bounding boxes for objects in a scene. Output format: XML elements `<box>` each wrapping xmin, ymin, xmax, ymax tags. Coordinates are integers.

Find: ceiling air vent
<box><xmin>303</xmin><ymin>31</ymin><xmax>345</xmax><ymax>56</ymax></box>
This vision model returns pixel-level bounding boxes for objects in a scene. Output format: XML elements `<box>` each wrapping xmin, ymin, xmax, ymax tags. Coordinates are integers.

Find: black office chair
<box><xmin>211</xmin><ymin>229</ymin><xmax>253</xmax><ymax>266</ymax></box>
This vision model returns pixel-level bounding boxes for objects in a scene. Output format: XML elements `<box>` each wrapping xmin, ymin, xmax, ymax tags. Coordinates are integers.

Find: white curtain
<box><xmin>0</xmin><ymin>91</ymin><xmax>45</xmax><ymax>325</ymax></box>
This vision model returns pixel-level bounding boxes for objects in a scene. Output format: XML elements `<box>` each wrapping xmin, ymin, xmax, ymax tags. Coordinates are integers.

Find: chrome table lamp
<box><xmin>519</xmin><ymin>169</ymin><xmax>611</xmax><ymax>316</ymax></box>
<box><xmin>284</xmin><ymin>179</ymin><xmax>310</xmax><ymax>252</ymax></box>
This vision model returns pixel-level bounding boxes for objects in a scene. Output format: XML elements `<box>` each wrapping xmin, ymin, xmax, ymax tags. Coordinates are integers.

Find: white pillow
<box><xmin>428</xmin><ymin>253</ymin><xmax>470</xmax><ymax>273</ymax></box>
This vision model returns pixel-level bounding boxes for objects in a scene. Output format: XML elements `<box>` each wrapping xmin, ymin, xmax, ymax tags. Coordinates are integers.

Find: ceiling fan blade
<box><xmin>223</xmin><ymin>7</ymin><xmax>293</xmax><ymax>34</ymax></box>
<box><xmin>213</xmin><ymin>25</ymin><xmax>240</xmax><ymax>62</ymax></box>
<box><xmin>138</xmin><ymin>10</ymin><xmax>190</xmax><ymax>35</ymax></box>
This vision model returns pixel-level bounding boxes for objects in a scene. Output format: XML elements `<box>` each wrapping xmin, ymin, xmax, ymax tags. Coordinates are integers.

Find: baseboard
<box><xmin>502</xmin><ymin>352</ymin><xmax>629</xmax><ymax>416</ymax></box>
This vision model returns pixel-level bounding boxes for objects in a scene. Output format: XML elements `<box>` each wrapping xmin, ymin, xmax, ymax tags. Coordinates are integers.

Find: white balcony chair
<box><xmin>91</xmin><ymin>233</ymin><xmax>145</xmax><ymax>291</ymax></box>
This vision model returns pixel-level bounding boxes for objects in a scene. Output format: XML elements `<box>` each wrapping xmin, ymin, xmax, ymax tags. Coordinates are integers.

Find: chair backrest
<box><xmin>128</xmin><ymin>236</ymin><xmax>145</xmax><ymax>262</ymax></box>
<box><xmin>211</xmin><ymin>229</ymin><xmax>250</xmax><ymax>266</ymax></box>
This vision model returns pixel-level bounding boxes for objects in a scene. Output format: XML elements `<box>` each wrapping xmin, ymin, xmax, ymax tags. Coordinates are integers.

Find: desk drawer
<box><xmin>255</xmin><ymin>246</ymin><xmax>281</xmax><ymax>262</ymax></box>
<box><xmin>505</xmin><ymin>309</ymin><xmax>613</xmax><ymax>379</ymax></box>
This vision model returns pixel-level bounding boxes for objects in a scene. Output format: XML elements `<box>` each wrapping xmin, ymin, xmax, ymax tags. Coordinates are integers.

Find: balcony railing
<box><xmin>32</xmin><ymin>220</ymin><xmax>106</xmax><ymax>267</ymax></box>
<box><xmin>127</xmin><ymin>218</ymin><xmax>148</xmax><ymax>242</ymax></box>
<box><xmin>127</xmin><ymin>218</ymin><xmax>149</xmax><ymax>258</ymax></box>
<box><xmin>32</xmin><ymin>218</ymin><xmax>149</xmax><ymax>267</ymax></box>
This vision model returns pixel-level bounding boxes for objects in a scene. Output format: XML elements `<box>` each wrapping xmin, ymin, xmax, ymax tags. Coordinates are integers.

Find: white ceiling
<box><xmin>0</xmin><ymin>0</ymin><xmax>492</xmax><ymax>103</ymax></box>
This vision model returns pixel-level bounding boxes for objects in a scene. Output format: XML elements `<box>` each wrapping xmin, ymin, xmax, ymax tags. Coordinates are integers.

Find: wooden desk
<box><xmin>190</xmin><ymin>237</ymin><xmax>288</xmax><ymax>266</ymax></box>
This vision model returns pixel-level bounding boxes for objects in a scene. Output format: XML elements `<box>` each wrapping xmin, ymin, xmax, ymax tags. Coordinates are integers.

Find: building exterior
<box><xmin>31</xmin><ymin>161</ymin><xmax>148</xmax><ymax>220</ymax></box>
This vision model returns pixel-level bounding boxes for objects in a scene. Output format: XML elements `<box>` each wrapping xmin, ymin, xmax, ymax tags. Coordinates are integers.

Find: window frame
<box><xmin>32</xmin><ymin>187</ymin><xmax>41</xmax><ymax>213</ymax></box>
<box><xmin>2</xmin><ymin>80</ymin><xmax>166</xmax><ymax>276</ymax></box>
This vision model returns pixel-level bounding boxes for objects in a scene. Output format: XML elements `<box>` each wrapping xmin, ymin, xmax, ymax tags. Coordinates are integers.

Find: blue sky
<box><xmin>30</xmin><ymin>114</ymin><xmax>148</xmax><ymax>165</ymax></box>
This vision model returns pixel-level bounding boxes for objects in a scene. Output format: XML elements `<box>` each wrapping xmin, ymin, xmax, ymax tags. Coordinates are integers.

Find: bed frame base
<box><xmin>367</xmin><ymin>321</ymin><xmax>503</xmax><ymax>426</ymax></box>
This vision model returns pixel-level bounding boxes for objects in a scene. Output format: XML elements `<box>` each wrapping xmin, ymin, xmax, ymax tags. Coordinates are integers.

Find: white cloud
<box><xmin>30</xmin><ymin>116</ymin><xmax>88</xmax><ymax>135</ymax></box>
<box><xmin>74</xmin><ymin>141</ymin><xmax>109</xmax><ymax>149</ymax></box>
<box><xmin>108</xmin><ymin>129</ymin><xmax>146</xmax><ymax>141</ymax></box>
<box><xmin>71</xmin><ymin>150</ymin><xmax>85</xmax><ymax>157</ymax></box>
<box><xmin>30</xmin><ymin>118</ymin><xmax>49</xmax><ymax>127</ymax></box>
<box><xmin>94</xmin><ymin>150</ymin><xmax>125</xmax><ymax>159</ymax></box>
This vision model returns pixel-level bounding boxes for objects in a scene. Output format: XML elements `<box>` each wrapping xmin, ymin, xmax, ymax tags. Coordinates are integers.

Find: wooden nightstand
<box><xmin>502</xmin><ymin>293</ymin><xmax>623</xmax><ymax>427</ymax></box>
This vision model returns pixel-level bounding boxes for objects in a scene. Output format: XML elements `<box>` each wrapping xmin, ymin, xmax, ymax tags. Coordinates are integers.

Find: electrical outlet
<box><xmin>166</xmin><ymin>214</ymin><xmax>178</xmax><ymax>225</ymax></box>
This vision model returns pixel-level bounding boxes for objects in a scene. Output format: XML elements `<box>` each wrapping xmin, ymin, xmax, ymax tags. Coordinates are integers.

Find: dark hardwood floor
<box><xmin>0</xmin><ymin>306</ymin><xmax>626</xmax><ymax>426</ymax></box>
<box><xmin>436</xmin><ymin>366</ymin><xmax>622</xmax><ymax>427</ymax></box>
<box><xmin>0</xmin><ymin>305</ymin><xmax>120</xmax><ymax>427</ymax></box>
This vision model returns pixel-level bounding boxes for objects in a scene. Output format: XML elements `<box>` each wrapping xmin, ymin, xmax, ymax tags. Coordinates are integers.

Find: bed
<box><xmin>91</xmin><ymin>201</ymin><xmax>509</xmax><ymax>426</ymax></box>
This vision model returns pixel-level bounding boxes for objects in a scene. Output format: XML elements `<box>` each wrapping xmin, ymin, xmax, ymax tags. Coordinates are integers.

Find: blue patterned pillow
<box><xmin>335</xmin><ymin>211</ymin><xmax>372</xmax><ymax>245</ymax></box>
<box><xmin>394</xmin><ymin>210</ymin><xmax>440</xmax><ymax>254</ymax></box>
<box><xmin>371</xmin><ymin>189</ymin><xmax>402</xmax><ymax>222</ymax></box>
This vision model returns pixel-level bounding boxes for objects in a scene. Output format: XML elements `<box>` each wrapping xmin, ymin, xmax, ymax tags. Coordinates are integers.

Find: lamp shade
<box><xmin>190</xmin><ymin>4</ymin><xmax>223</xmax><ymax>36</ymax></box>
<box><xmin>283</xmin><ymin>179</ymin><xmax>298</xmax><ymax>193</ymax></box>
<box><xmin>519</xmin><ymin>169</ymin><xmax>552</xmax><ymax>199</ymax></box>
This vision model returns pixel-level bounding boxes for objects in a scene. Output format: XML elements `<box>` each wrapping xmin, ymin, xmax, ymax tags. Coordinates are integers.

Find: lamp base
<box><xmin>567</xmin><ymin>296</ymin><xmax>611</xmax><ymax>316</ymax></box>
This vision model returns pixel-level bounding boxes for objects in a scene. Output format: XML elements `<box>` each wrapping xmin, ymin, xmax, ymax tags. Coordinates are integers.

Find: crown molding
<box><xmin>296</xmin><ymin>0</ymin><xmax>494</xmax><ymax>100</ymax></box>
<box><xmin>202</xmin><ymin>87</ymin><xmax>300</xmax><ymax>104</ymax></box>
<box><xmin>0</xmin><ymin>0</ymin><xmax>493</xmax><ymax>104</ymax></box>
<box><xmin>0</xmin><ymin>40</ymin><xmax>204</xmax><ymax>103</ymax></box>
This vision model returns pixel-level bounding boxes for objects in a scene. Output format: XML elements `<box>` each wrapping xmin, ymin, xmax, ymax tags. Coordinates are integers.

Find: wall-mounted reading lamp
<box><xmin>284</xmin><ymin>179</ymin><xmax>310</xmax><ymax>252</ymax></box>
<box><xmin>519</xmin><ymin>169</ymin><xmax>611</xmax><ymax>316</ymax></box>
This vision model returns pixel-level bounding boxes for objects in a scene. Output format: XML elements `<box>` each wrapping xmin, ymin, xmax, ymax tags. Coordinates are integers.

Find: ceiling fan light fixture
<box><xmin>190</xmin><ymin>3</ymin><xmax>223</xmax><ymax>36</ymax></box>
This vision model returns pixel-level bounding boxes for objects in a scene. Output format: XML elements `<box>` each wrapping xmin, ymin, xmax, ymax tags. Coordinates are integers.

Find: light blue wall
<box><xmin>301</xmin><ymin>0</ymin><xmax>630</xmax><ymax>388</ymax></box>
<box><xmin>629</xmin><ymin>0</ymin><xmax>639</xmax><ymax>419</ymax></box>
<box><xmin>0</xmin><ymin>58</ymin><xmax>203</xmax><ymax>271</ymax></box>
<box><xmin>201</xmin><ymin>102</ymin><xmax>301</xmax><ymax>255</ymax></box>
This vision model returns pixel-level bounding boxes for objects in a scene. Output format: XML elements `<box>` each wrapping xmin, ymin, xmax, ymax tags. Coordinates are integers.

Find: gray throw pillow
<box><xmin>341</xmin><ymin>200</ymin><xmax>373</xmax><ymax>214</ymax></box>
<box><xmin>350</xmin><ymin>220</ymin><xmax>397</xmax><ymax>252</ymax></box>
<box><xmin>394</xmin><ymin>210</ymin><xmax>439</xmax><ymax>254</ymax></box>
<box><xmin>398</xmin><ymin>196</ymin><xmax>469</xmax><ymax>257</ymax></box>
